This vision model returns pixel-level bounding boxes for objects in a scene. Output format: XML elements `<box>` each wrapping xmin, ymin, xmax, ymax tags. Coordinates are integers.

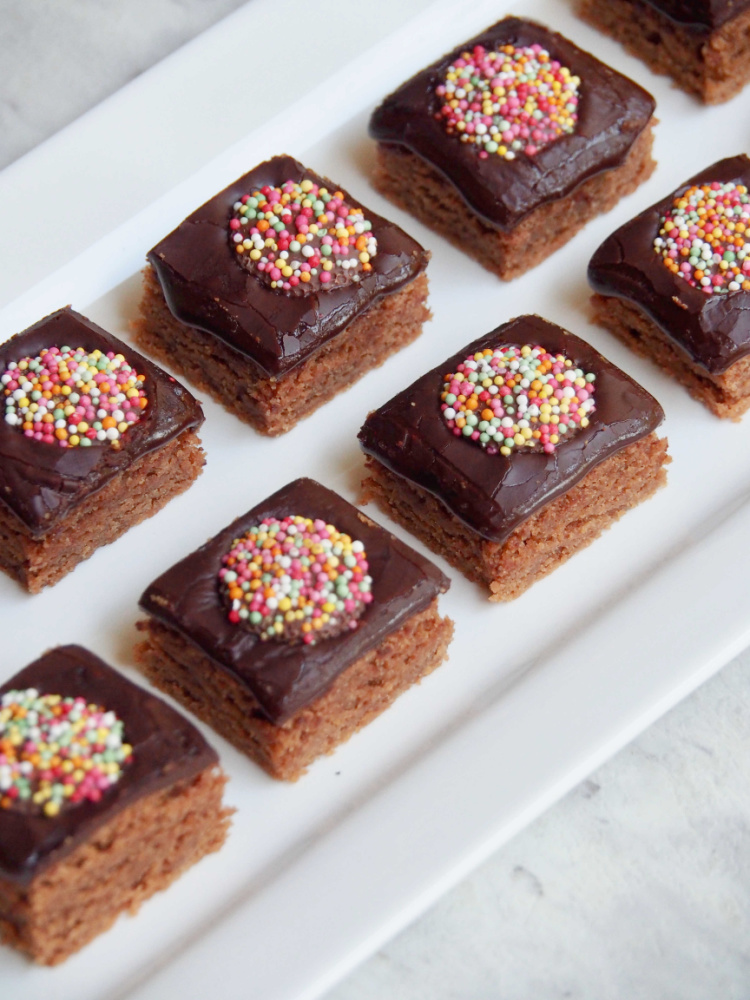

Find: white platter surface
<box><xmin>2</xmin><ymin>2</ymin><xmax>749</xmax><ymax>998</ymax></box>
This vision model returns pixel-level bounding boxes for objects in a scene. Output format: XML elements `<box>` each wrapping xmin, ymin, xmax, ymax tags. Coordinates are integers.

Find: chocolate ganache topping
<box><xmin>0</xmin><ymin>645</ymin><xmax>217</xmax><ymax>885</ymax></box>
<box><xmin>589</xmin><ymin>155</ymin><xmax>750</xmax><ymax>375</ymax></box>
<box><xmin>148</xmin><ymin>156</ymin><xmax>429</xmax><ymax>377</ymax></box>
<box><xmin>369</xmin><ymin>17</ymin><xmax>655</xmax><ymax>231</ymax></box>
<box><xmin>358</xmin><ymin>316</ymin><xmax>664</xmax><ymax>544</ymax></box>
<box><xmin>139</xmin><ymin>479</ymin><xmax>449</xmax><ymax>725</ymax></box>
<box><xmin>0</xmin><ymin>308</ymin><xmax>203</xmax><ymax>538</ymax></box>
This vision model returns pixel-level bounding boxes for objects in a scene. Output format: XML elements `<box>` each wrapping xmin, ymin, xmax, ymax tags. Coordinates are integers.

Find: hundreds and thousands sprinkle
<box><xmin>219</xmin><ymin>515</ymin><xmax>373</xmax><ymax>645</ymax></box>
<box><xmin>441</xmin><ymin>345</ymin><xmax>596</xmax><ymax>455</ymax></box>
<box><xmin>230</xmin><ymin>179</ymin><xmax>378</xmax><ymax>294</ymax></box>
<box><xmin>436</xmin><ymin>43</ymin><xmax>579</xmax><ymax>160</ymax></box>
<box><xmin>2</xmin><ymin>346</ymin><xmax>148</xmax><ymax>448</ymax></box>
<box><xmin>654</xmin><ymin>181</ymin><xmax>750</xmax><ymax>294</ymax></box>
<box><xmin>0</xmin><ymin>689</ymin><xmax>132</xmax><ymax>817</ymax></box>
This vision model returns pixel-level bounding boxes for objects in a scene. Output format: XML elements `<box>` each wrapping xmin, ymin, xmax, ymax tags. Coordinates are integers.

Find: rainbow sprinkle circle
<box><xmin>0</xmin><ymin>689</ymin><xmax>132</xmax><ymax>817</ymax></box>
<box><xmin>441</xmin><ymin>345</ymin><xmax>596</xmax><ymax>455</ymax></box>
<box><xmin>219</xmin><ymin>515</ymin><xmax>373</xmax><ymax>645</ymax></box>
<box><xmin>1</xmin><ymin>346</ymin><xmax>148</xmax><ymax>449</ymax></box>
<box><xmin>230</xmin><ymin>179</ymin><xmax>378</xmax><ymax>294</ymax></box>
<box><xmin>435</xmin><ymin>43</ymin><xmax>580</xmax><ymax>161</ymax></box>
<box><xmin>654</xmin><ymin>181</ymin><xmax>750</xmax><ymax>295</ymax></box>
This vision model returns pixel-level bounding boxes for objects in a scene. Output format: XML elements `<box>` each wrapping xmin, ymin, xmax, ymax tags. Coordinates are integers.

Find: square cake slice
<box><xmin>0</xmin><ymin>645</ymin><xmax>230</xmax><ymax>965</ymax></box>
<box><xmin>588</xmin><ymin>155</ymin><xmax>750</xmax><ymax>419</ymax></box>
<box><xmin>136</xmin><ymin>155</ymin><xmax>431</xmax><ymax>436</ymax></box>
<box><xmin>368</xmin><ymin>16</ymin><xmax>656</xmax><ymax>280</ymax></box>
<box><xmin>0</xmin><ymin>307</ymin><xmax>205</xmax><ymax>592</ymax></box>
<box><xmin>136</xmin><ymin>478</ymin><xmax>453</xmax><ymax>781</ymax></box>
<box><xmin>358</xmin><ymin>315</ymin><xmax>669</xmax><ymax>600</ymax></box>
<box><xmin>576</xmin><ymin>0</ymin><xmax>750</xmax><ymax>104</ymax></box>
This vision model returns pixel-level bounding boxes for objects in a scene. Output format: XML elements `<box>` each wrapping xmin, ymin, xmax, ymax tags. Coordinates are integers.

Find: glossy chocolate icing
<box><xmin>0</xmin><ymin>308</ymin><xmax>203</xmax><ymax>538</ymax></box>
<box><xmin>643</xmin><ymin>0</ymin><xmax>749</xmax><ymax>29</ymax></box>
<box><xmin>147</xmin><ymin>156</ymin><xmax>429</xmax><ymax>378</ymax></box>
<box><xmin>139</xmin><ymin>478</ymin><xmax>450</xmax><ymax>725</ymax></box>
<box><xmin>0</xmin><ymin>645</ymin><xmax>217</xmax><ymax>885</ymax></box>
<box><xmin>358</xmin><ymin>315</ymin><xmax>664</xmax><ymax>543</ymax></box>
<box><xmin>588</xmin><ymin>155</ymin><xmax>750</xmax><ymax>375</ymax></box>
<box><xmin>368</xmin><ymin>17</ymin><xmax>656</xmax><ymax>231</ymax></box>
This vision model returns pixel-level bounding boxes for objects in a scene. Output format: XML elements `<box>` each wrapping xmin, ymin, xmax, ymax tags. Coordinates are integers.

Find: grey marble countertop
<box><xmin>2</xmin><ymin>2</ymin><xmax>750</xmax><ymax>998</ymax></box>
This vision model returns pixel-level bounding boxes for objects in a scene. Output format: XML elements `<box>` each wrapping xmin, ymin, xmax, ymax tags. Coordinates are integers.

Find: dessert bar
<box><xmin>0</xmin><ymin>645</ymin><xmax>230</xmax><ymax>965</ymax></box>
<box><xmin>359</xmin><ymin>315</ymin><xmax>669</xmax><ymax>600</ymax></box>
<box><xmin>588</xmin><ymin>155</ymin><xmax>750</xmax><ymax>419</ymax></box>
<box><xmin>137</xmin><ymin>155</ymin><xmax>430</xmax><ymax>435</ymax></box>
<box><xmin>0</xmin><ymin>307</ymin><xmax>204</xmax><ymax>592</ymax></box>
<box><xmin>136</xmin><ymin>479</ymin><xmax>453</xmax><ymax>781</ymax></box>
<box><xmin>369</xmin><ymin>17</ymin><xmax>656</xmax><ymax>280</ymax></box>
<box><xmin>576</xmin><ymin>0</ymin><xmax>750</xmax><ymax>104</ymax></box>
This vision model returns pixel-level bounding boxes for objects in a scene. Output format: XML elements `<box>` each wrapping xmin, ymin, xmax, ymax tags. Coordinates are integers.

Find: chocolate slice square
<box><xmin>359</xmin><ymin>315</ymin><xmax>668</xmax><ymax>599</ymax></box>
<box><xmin>0</xmin><ymin>645</ymin><xmax>229</xmax><ymax>964</ymax></box>
<box><xmin>0</xmin><ymin>307</ymin><xmax>204</xmax><ymax>591</ymax></box>
<box><xmin>136</xmin><ymin>155</ymin><xmax>431</xmax><ymax>434</ymax></box>
<box><xmin>576</xmin><ymin>0</ymin><xmax>750</xmax><ymax>104</ymax></box>
<box><xmin>588</xmin><ymin>154</ymin><xmax>750</xmax><ymax>418</ymax></box>
<box><xmin>136</xmin><ymin>478</ymin><xmax>452</xmax><ymax>780</ymax></box>
<box><xmin>369</xmin><ymin>17</ymin><xmax>656</xmax><ymax>279</ymax></box>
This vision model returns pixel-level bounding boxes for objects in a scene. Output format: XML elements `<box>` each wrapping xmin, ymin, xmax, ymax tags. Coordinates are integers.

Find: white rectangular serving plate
<box><xmin>3</xmin><ymin>1</ymin><xmax>750</xmax><ymax>998</ymax></box>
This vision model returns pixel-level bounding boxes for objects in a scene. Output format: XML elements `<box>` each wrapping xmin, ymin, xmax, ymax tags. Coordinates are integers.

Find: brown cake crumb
<box><xmin>0</xmin><ymin>429</ymin><xmax>204</xmax><ymax>593</ymax></box>
<box><xmin>590</xmin><ymin>294</ymin><xmax>750</xmax><ymax>420</ymax></box>
<box><xmin>136</xmin><ymin>264</ymin><xmax>429</xmax><ymax>436</ymax></box>
<box><xmin>1</xmin><ymin>767</ymin><xmax>229</xmax><ymax>965</ymax></box>
<box><xmin>373</xmin><ymin>124</ymin><xmax>655</xmax><ymax>281</ymax></box>
<box><xmin>362</xmin><ymin>435</ymin><xmax>669</xmax><ymax>601</ymax></box>
<box><xmin>576</xmin><ymin>0</ymin><xmax>750</xmax><ymax>104</ymax></box>
<box><xmin>136</xmin><ymin>600</ymin><xmax>453</xmax><ymax>782</ymax></box>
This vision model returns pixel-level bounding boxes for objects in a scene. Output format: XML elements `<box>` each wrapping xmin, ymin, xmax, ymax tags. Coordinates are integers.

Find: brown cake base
<box><xmin>0</xmin><ymin>428</ymin><xmax>204</xmax><ymax>594</ymax></box>
<box><xmin>135</xmin><ymin>265</ymin><xmax>430</xmax><ymax>436</ymax></box>
<box><xmin>0</xmin><ymin>766</ymin><xmax>230</xmax><ymax>966</ymax></box>
<box><xmin>576</xmin><ymin>0</ymin><xmax>750</xmax><ymax>104</ymax></box>
<box><xmin>136</xmin><ymin>599</ymin><xmax>454</xmax><ymax>781</ymax></box>
<box><xmin>590</xmin><ymin>293</ymin><xmax>750</xmax><ymax>419</ymax></box>
<box><xmin>361</xmin><ymin>434</ymin><xmax>669</xmax><ymax>601</ymax></box>
<box><xmin>372</xmin><ymin>124</ymin><xmax>655</xmax><ymax>281</ymax></box>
